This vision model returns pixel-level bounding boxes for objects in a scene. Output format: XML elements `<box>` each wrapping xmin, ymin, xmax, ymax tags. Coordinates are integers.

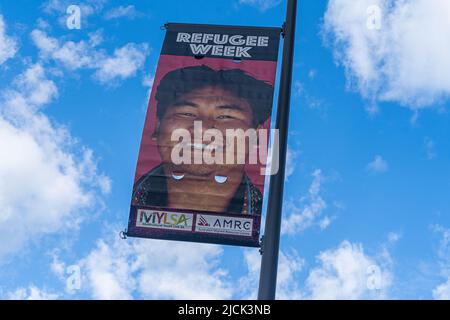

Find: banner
<box><xmin>127</xmin><ymin>23</ymin><xmax>281</xmax><ymax>247</ymax></box>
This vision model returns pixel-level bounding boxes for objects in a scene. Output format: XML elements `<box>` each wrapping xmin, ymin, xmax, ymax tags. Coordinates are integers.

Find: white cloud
<box><xmin>319</xmin><ymin>216</ymin><xmax>332</xmax><ymax>230</ymax></box>
<box><xmin>238</xmin><ymin>248</ymin><xmax>304</xmax><ymax>299</ymax></box>
<box><xmin>294</xmin><ymin>80</ymin><xmax>303</xmax><ymax>97</ymax></box>
<box><xmin>71</xmin><ymin>230</ymin><xmax>395</xmax><ymax>300</ymax></box>
<box><xmin>294</xmin><ymin>80</ymin><xmax>326</xmax><ymax>111</ymax></box>
<box><xmin>94</xmin><ymin>43</ymin><xmax>149</xmax><ymax>84</ymax></box>
<box><xmin>275</xmin><ymin>250</ymin><xmax>304</xmax><ymax>299</ymax></box>
<box><xmin>433</xmin><ymin>279</ymin><xmax>450</xmax><ymax>300</ymax></box>
<box><xmin>304</xmin><ymin>241</ymin><xmax>392</xmax><ymax>299</ymax></box>
<box><xmin>31</xmin><ymin>29</ymin><xmax>149</xmax><ymax>84</ymax></box>
<box><xmin>32</xmin><ymin>29</ymin><xmax>100</xmax><ymax>70</ymax></box>
<box><xmin>77</xmin><ymin>232</ymin><xmax>233</xmax><ymax>300</ymax></box>
<box><xmin>387</xmin><ymin>232</ymin><xmax>402</xmax><ymax>244</ymax></box>
<box><xmin>0</xmin><ymin>63</ymin><xmax>109</xmax><ymax>260</ymax></box>
<box><xmin>142</xmin><ymin>74</ymin><xmax>154</xmax><ymax>89</ymax></box>
<box><xmin>141</xmin><ymin>74</ymin><xmax>155</xmax><ymax>111</ymax></box>
<box><xmin>424</xmin><ymin>137</ymin><xmax>436</xmax><ymax>160</ymax></box>
<box><xmin>13</xmin><ymin>64</ymin><xmax>58</xmax><ymax>107</ymax></box>
<box><xmin>239</xmin><ymin>240</ymin><xmax>392</xmax><ymax>300</ymax></box>
<box><xmin>435</xmin><ymin>226</ymin><xmax>450</xmax><ymax>267</ymax></box>
<box><xmin>366</xmin><ymin>155</ymin><xmax>389</xmax><ymax>173</ymax></box>
<box><xmin>285</xmin><ymin>147</ymin><xmax>297</xmax><ymax>179</ymax></box>
<box><xmin>6</xmin><ymin>286</ymin><xmax>59</xmax><ymax>300</ymax></box>
<box><xmin>308</xmin><ymin>69</ymin><xmax>317</xmax><ymax>80</ymax></box>
<box><xmin>282</xmin><ymin>169</ymin><xmax>330</xmax><ymax>235</ymax></box>
<box><xmin>42</xmin><ymin>0</ymin><xmax>107</xmax><ymax>27</ymax></box>
<box><xmin>43</xmin><ymin>0</ymin><xmax>106</xmax><ymax>14</ymax></box>
<box><xmin>104</xmin><ymin>5</ymin><xmax>140</xmax><ymax>20</ymax></box>
<box><xmin>97</xmin><ymin>175</ymin><xmax>112</xmax><ymax>194</ymax></box>
<box><xmin>50</xmin><ymin>254</ymin><xmax>66</xmax><ymax>280</ymax></box>
<box><xmin>238</xmin><ymin>0</ymin><xmax>282</xmax><ymax>12</ymax></box>
<box><xmin>0</xmin><ymin>14</ymin><xmax>18</xmax><ymax>65</ymax></box>
<box><xmin>432</xmin><ymin>225</ymin><xmax>450</xmax><ymax>299</ymax></box>
<box><xmin>323</xmin><ymin>0</ymin><xmax>450</xmax><ymax>110</ymax></box>
<box><xmin>31</xmin><ymin>29</ymin><xmax>58</xmax><ymax>53</ymax></box>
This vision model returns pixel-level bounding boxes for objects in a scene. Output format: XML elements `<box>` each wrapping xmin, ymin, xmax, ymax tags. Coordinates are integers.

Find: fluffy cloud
<box><xmin>42</xmin><ymin>0</ymin><xmax>107</xmax><ymax>27</ymax></box>
<box><xmin>238</xmin><ymin>240</ymin><xmax>392</xmax><ymax>300</ymax></box>
<box><xmin>104</xmin><ymin>5</ymin><xmax>141</xmax><ymax>20</ymax></box>
<box><xmin>93</xmin><ymin>43</ymin><xmax>149</xmax><ymax>84</ymax></box>
<box><xmin>282</xmin><ymin>170</ymin><xmax>330</xmax><ymax>235</ymax></box>
<box><xmin>31</xmin><ymin>29</ymin><xmax>98</xmax><ymax>70</ymax></box>
<box><xmin>31</xmin><ymin>29</ymin><xmax>149</xmax><ymax>84</ymax></box>
<box><xmin>433</xmin><ymin>279</ymin><xmax>450</xmax><ymax>300</ymax></box>
<box><xmin>304</xmin><ymin>241</ymin><xmax>392</xmax><ymax>299</ymax></box>
<box><xmin>0</xmin><ymin>63</ymin><xmax>109</xmax><ymax>260</ymax></box>
<box><xmin>238</xmin><ymin>248</ymin><xmax>304</xmax><ymax>299</ymax></box>
<box><xmin>294</xmin><ymin>80</ymin><xmax>326</xmax><ymax>111</ymax></box>
<box><xmin>76</xmin><ymin>232</ymin><xmax>233</xmax><ymax>300</ymax></box>
<box><xmin>323</xmin><ymin>0</ymin><xmax>450</xmax><ymax>110</ymax></box>
<box><xmin>424</xmin><ymin>137</ymin><xmax>436</xmax><ymax>160</ymax></box>
<box><xmin>43</xmin><ymin>0</ymin><xmax>106</xmax><ymax>14</ymax></box>
<box><xmin>13</xmin><ymin>63</ymin><xmax>58</xmax><ymax>106</ymax></box>
<box><xmin>285</xmin><ymin>147</ymin><xmax>297</xmax><ymax>180</ymax></box>
<box><xmin>387</xmin><ymin>232</ymin><xmax>402</xmax><ymax>244</ymax></box>
<box><xmin>432</xmin><ymin>225</ymin><xmax>450</xmax><ymax>300</ymax></box>
<box><xmin>238</xmin><ymin>0</ymin><xmax>282</xmax><ymax>12</ymax></box>
<box><xmin>59</xmin><ymin>230</ymin><xmax>306</xmax><ymax>300</ymax></box>
<box><xmin>53</xmin><ymin>227</ymin><xmax>397</xmax><ymax>300</ymax></box>
<box><xmin>0</xmin><ymin>14</ymin><xmax>18</xmax><ymax>65</ymax></box>
<box><xmin>366</xmin><ymin>155</ymin><xmax>389</xmax><ymax>173</ymax></box>
<box><xmin>6</xmin><ymin>286</ymin><xmax>59</xmax><ymax>300</ymax></box>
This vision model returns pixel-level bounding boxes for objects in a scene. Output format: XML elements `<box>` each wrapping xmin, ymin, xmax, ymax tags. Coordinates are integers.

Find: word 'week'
<box><xmin>176</xmin><ymin>32</ymin><xmax>270</xmax><ymax>58</ymax></box>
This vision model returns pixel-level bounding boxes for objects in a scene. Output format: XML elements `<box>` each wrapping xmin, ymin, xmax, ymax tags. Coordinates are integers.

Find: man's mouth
<box><xmin>170</xmin><ymin>171</ymin><xmax>229</xmax><ymax>184</ymax></box>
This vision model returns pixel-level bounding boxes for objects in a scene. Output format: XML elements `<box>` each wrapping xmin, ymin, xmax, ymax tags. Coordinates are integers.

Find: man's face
<box><xmin>156</xmin><ymin>86</ymin><xmax>255</xmax><ymax>177</ymax></box>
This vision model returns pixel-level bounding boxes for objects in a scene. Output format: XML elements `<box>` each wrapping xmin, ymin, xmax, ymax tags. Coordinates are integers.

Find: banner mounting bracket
<box><xmin>259</xmin><ymin>235</ymin><xmax>264</xmax><ymax>255</ymax></box>
<box><xmin>281</xmin><ymin>22</ymin><xmax>287</xmax><ymax>38</ymax></box>
<box><xmin>119</xmin><ymin>229</ymin><xmax>128</xmax><ymax>240</ymax></box>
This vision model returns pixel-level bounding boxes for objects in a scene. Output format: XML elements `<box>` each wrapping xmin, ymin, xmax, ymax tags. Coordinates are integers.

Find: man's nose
<box><xmin>200</xmin><ymin>117</ymin><xmax>215</xmax><ymax>130</ymax></box>
<box><xmin>188</xmin><ymin>117</ymin><xmax>215</xmax><ymax>133</ymax></box>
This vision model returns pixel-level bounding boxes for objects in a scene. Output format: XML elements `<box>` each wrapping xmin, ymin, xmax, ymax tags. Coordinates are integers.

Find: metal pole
<box><xmin>258</xmin><ymin>0</ymin><xmax>297</xmax><ymax>300</ymax></box>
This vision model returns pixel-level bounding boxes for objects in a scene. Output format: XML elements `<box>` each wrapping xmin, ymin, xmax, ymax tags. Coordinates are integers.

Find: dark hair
<box><xmin>155</xmin><ymin>65</ymin><xmax>273</xmax><ymax>127</ymax></box>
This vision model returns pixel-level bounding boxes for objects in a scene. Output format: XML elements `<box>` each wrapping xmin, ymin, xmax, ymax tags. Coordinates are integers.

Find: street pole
<box><xmin>258</xmin><ymin>0</ymin><xmax>297</xmax><ymax>300</ymax></box>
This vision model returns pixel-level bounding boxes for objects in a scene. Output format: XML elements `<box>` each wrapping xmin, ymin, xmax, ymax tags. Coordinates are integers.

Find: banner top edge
<box><xmin>164</xmin><ymin>22</ymin><xmax>282</xmax><ymax>33</ymax></box>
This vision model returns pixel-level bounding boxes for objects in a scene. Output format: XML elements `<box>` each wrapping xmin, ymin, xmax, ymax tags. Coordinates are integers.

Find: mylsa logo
<box><xmin>136</xmin><ymin>209</ymin><xmax>193</xmax><ymax>231</ymax></box>
<box><xmin>195</xmin><ymin>215</ymin><xmax>253</xmax><ymax>237</ymax></box>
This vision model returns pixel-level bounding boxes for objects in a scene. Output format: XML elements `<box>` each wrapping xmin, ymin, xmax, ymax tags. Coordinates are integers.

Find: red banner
<box><xmin>127</xmin><ymin>23</ymin><xmax>280</xmax><ymax>247</ymax></box>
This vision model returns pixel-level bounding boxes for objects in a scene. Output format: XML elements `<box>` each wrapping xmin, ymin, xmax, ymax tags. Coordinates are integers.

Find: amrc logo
<box><xmin>195</xmin><ymin>215</ymin><xmax>253</xmax><ymax>236</ymax></box>
<box><xmin>137</xmin><ymin>209</ymin><xmax>193</xmax><ymax>231</ymax></box>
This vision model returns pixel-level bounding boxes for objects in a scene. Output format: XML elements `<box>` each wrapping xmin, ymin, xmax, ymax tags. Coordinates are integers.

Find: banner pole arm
<box><xmin>257</xmin><ymin>0</ymin><xmax>298</xmax><ymax>300</ymax></box>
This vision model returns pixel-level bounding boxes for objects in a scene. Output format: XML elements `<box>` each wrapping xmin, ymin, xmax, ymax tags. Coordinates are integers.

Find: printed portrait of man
<box><xmin>132</xmin><ymin>65</ymin><xmax>273</xmax><ymax>216</ymax></box>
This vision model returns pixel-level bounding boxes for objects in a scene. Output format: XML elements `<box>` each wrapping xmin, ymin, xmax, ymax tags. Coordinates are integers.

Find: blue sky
<box><xmin>0</xmin><ymin>0</ymin><xmax>449</xmax><ymax>299</ymax></box>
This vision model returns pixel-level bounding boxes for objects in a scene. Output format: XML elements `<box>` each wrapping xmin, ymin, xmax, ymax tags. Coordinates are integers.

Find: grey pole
<box><xmin>258</xmin><ymin>0</ymin><xmax>297</xmax><ymax>300</ymax></box>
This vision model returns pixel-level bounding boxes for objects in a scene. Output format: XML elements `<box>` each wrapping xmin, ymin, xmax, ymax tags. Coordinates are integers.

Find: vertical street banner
<box><xmin>127</xmin><ymin>23</ymin><xmax>281</xmax><ymax>247</ymax></box>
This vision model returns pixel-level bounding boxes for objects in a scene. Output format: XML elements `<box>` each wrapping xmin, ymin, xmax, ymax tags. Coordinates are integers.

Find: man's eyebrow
<box><xmin>171</xmin><ymin>100</ymin><xmax>199</xmax><ymax>108</ymax></box>
<box><xmin>216</xmin><ymin>104</ymin><xmax>245</xmax><ymax>111</ymax></box>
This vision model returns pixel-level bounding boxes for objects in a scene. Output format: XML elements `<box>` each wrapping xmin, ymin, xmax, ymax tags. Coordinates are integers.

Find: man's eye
<box><xmin>176</xmin><ymin>112</ymin><xmax>197</xmax><ymax>118</ymax></box>
<box><xmin>217</xmin><ymin>115</ymin><xmax>236</xmax><ymax>120</ymax></box>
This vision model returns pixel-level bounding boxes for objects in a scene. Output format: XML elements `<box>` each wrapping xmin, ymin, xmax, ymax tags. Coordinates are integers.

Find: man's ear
<box><xmin>152</xmin><ymin>119</ymin><xmax>160</xmax><ymax>141</ymax></box>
